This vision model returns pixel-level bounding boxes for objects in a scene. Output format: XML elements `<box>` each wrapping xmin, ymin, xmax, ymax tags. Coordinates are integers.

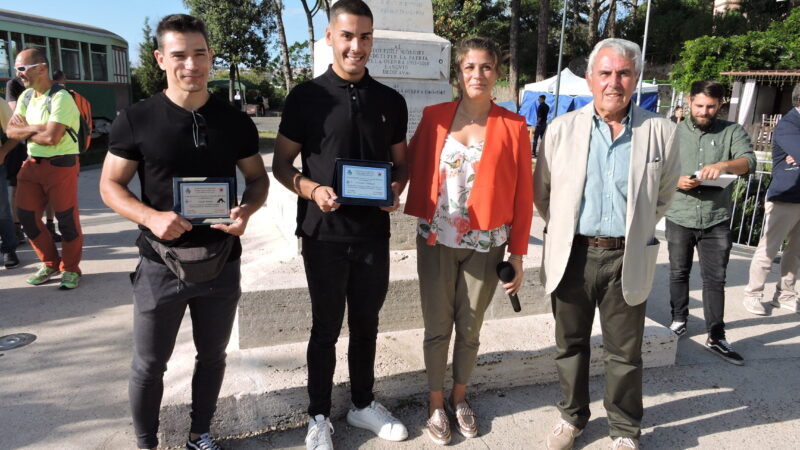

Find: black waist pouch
<box><xmin>145</xmin><ymin>235</ymin><xmax>234</xmax><ymax>283</ymax></box>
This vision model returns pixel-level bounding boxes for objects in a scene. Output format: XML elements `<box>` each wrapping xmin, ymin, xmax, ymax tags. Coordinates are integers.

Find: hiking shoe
<box><xmin>611</xmin><ymin>437</ymin><xmax>639</xmax><ymax>449</ymax></box>
<box><xmin>59</xmin><ymin>271</ymin><xmax>80</xmax><ymax>290</ymax></box>
<box><xmin>46</xmin><ymin>221</ymin><xmax>62</xmax><ymax>243</ymax></box>
<box><xmin>446</xmin><ymin>398</ymin><xmax>478</xmax><ymax>438</ymax></box>
<box><xmin>3</xmin><ymin>251</ymin><xmax>20</xmax><ymax>269</ymax></box>
<box><xmin>425</xmin><ymin>408</ymin><xmax>451</xmax><ymax>445</ymax></box>
<box><xmin>347</xmin><ymin>401</ymin><xmax>407</xmax><ymax>441</ymax></box>
<box><xmin>669</xmin><ymin>320</ymin><xmax>687</xmax><ymax>338</ymax></box>
<box><xmin>186</xmin><ymin>432</ymin><xmax>223</xmax><ymax>450</ymax></box>
<box><xmin>306</xmin><ymin>414</ymin><xmax>333</xmax><ymax>450</ymax></box>
<box><xmin>546</xmin><ymin>420</ymin><xmax>583</xmax><ymax>450</ymax></box>
<box><xmin>771</xmin><ymin>296</ymin><xmax>800</xmax><ymax>313</ymax></box>
<box><xmin>26</xmin><ymin>265</ymin><xmax>59</xmax><ymax>285</ymax></box>
<box><xmin>705</xmin><ymin>337</ymin><xmax>744</xmax><ymax>366</ymax></box>
<box><xmin>742</xmin><ymin>295</ymin><xmax>767</xmax><ymax>315</ymax></box>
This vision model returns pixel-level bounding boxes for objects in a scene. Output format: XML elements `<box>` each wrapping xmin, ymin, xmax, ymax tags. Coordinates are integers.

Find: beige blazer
<box><xmin>533</xmin><ymin>102</ymin><xmax>681</xmax><ymax>306</ymax></box>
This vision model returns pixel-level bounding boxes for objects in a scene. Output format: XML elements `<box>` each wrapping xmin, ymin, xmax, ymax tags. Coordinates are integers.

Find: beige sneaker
<box><xmin>742</xmin><ymin>295</ymin><xmax>767</xmax><ymax>315</ymax></box>
<box><xmin>611</xmin><ymin>437</ymin><xmax>639</xmax><ymax>449</ymax></box>
<box><xmin>545</xmin><ymin>420</ymin><xmax>582</xmax><ymax>450</ymax></box>
<box><xmin>771</xmin><ymin>296</ymin><xmax>800</xmax><ymax>313</ymax></box>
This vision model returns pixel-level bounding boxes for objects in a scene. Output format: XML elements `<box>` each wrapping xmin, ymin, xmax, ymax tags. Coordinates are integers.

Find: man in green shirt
<box><xmin>665</xmin><ymin>80</ymin><xmax>756</xmax><ymax>365</ymax></box>
<box><xmin>7</xmin><ymin>47</ymin><xmax>83</xmax><ymax>289</ymax></box>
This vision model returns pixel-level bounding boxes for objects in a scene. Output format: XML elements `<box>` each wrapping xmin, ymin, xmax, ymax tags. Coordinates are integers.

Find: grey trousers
<box><xmin>552</xmin><ymin>241</ymin><xmax>646</xmax><ymax>439</ymax></box>
<box><xmin>129</xmin><ymin>256</ymin><xmax>241</xmax><ymax>449</ymax></box>
<box><xmin>417</xmin><ymin>235</ymin><xmax>505</xmax><ymax>391</ymax></box>
<box><xmin>745</xmin><ymin>200</ymin><xmax>800</xmax><ymax>300</ymax></box>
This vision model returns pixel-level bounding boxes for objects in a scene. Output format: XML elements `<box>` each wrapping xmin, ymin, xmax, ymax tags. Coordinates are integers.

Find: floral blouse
<box><xmin>418</xmin><ymin>135</ymin><xmax>509</xmax><ymax>251</ymax></box>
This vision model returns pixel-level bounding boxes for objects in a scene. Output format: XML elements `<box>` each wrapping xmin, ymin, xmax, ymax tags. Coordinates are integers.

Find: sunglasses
<box><xmin>15</xmin><ymin>63</ymin><xmax>45</xmax><ymax>73</ymax></box>
<box><xmin>192</xmin><ymin>111</ymin><xmax>208</xmax><ymax>150</ymax></box>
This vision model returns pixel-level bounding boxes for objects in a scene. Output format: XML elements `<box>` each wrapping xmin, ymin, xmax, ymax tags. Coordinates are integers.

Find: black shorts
<box><xmin>4</xmin><ymin>143</ymin><xmax>27</xmax><ymax>186</ymax></box>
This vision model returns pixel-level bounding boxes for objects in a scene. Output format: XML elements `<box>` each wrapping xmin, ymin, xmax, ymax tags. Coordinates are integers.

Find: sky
<box><xmin>8</xmin><ymin>1</ymin><xmax>329</xmax><ymax>66</ymax></box>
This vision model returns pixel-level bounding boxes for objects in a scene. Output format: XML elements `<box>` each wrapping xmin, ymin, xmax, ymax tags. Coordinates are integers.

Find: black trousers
<box><xmin>129</xmin><ymin>257</ymin><xmax>241</xmax><ymax>449</ymax></box>
<box><xmin>665</xmin><ymin>219</ymin><xmax>732</xmax><ymax>339</ymax></box>
<box><xmin>301</xmin><ymin>237</ymin><xmax>390</xmax><ymax>417</ymax></box>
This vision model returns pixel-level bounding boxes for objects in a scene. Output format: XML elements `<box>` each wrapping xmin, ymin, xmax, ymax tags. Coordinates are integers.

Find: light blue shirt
<box><xmin>576</xmin><ymin>108</ymin><xmax>632</xmax><ymax>237</ymax></box>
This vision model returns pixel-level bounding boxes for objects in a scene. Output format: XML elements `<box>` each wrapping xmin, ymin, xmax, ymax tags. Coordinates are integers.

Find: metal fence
<box><xmin>730</xmin><ymin>163</ymin><xmax>771</xmax><ymax>248</ymax></box>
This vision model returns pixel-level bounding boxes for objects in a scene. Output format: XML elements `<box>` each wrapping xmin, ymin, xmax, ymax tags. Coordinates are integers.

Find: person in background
<box><xmin>5</xmin><ymin>76</ymin><xmax>30</xmax><ymax>244</ymax></box>
<box><xmin>404</xmin><ymin>36</ymin><xmax>533</xmax><ymax>445</ymax></box>
<box><xmin>7</xmin><ymin>47</ymin><xmax>83</xmax><ymax>289</ymax></box>
<box><xmin>0</xmin><ymin>97</ymin><xmax>20</xmax><ymax>268</ymax></box>
<box><xmin>670</xmin><ymin>106</ymin><xmax>685</xmax><ymax>123</ymax></box>
<box><xmin>664</xmin><ymin>80</ymin><xmax>755</xmax><ymax>366</ymax></box>
<box><xmin>533</xmin><ymin>94</ymin><xmax>550</xmax><ymax>157</ymax></box>
<box><xmin>743</xmin><ymin>83</ymin><xmax>800</xmax><ymax>315</ymax></box>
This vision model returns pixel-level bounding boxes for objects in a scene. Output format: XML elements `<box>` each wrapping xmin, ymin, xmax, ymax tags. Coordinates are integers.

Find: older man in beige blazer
<box><xmin>534</xmin><ymin>38</ymin><xmax>680</xmax><ymax>450</ymax></box>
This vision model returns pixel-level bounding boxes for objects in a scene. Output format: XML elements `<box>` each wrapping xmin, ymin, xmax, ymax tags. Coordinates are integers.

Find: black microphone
<box><xmin>496</xmin><ymin>261</ymin><xmax>522</xmax><ymax>312</ymax></box>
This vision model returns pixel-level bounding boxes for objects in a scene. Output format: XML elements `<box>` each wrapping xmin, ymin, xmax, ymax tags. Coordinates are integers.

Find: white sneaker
<box><xmin>346</xmin><ymin>401</ymin><xmax>408</xmax><ymax>441</ymax></box>
<box><xmin>742</xmin><ymin>295</ymin><xmax>767</xmax><ymax>315</ymax></box>
<box><xmin>611</xmin><ymin>436</ymin><xmax>639</xmax><ymax>449</ymax></box>
<box><xmin>771</xmin><ymin>296</ymin><xmax>800</xmax><ymax>313</ymax></box>
<box><xmin>306</xmin><ymin>414</ymin><xmax>334</xmax><ymax>450</ymax></box>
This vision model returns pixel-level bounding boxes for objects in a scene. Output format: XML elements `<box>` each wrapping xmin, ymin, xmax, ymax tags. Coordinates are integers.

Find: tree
<box><xmin>268</xmin><ymin>0</ymin><xmax>294</xmax><ymax>91</ymax></box>
<box><xmin>299</xmin><ymin>0</ymin><xmax>325</xmax><ymax>68</ymax></box>
<box><xmin>183</xmin><ymin>0</ymin><xmax>270</xmax><ymax>101</ymax></box>
<box><xmin>671</xmin><ymin>8</ymin><xmax>800</xmax><ymax>91</ymax></box>
<box><xmin>131</xmin><ymin>18</ymin><xmax>165</xmax><ymax>101</ymax></box>
<box><xmin>509</xmin><ymin>0</ymin><xmax>520</xmax><ymax>107</ymax></box>
<box><xmin>535</xmin><ymin>0</ymin><xmax>549</xmax><ymax>81</ymax></box>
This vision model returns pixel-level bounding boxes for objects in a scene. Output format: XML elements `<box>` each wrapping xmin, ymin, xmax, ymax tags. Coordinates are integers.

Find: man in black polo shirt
<box><xmin>99</xmin><ymin>14</ymin><xmax>268</xmax><ymax>450</ymax></box>
<box><xmin>273</xmin><ymin>1</ymin><xmax>408</xmax><ymax>448</ymax></box>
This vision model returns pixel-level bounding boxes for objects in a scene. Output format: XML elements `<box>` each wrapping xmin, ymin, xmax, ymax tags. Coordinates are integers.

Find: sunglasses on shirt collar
<box><xmin>191</xmin><ymin>111</ymin><xmax>208</xmax><ymax>150</ymax></box>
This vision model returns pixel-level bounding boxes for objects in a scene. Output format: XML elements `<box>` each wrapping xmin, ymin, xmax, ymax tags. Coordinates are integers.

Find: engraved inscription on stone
<box><xmin>369</xmin><ymin>42</ymin><xmax>447</xmax><ymax>80</ymax></box>
<box><xmin>386</xmin><ymin>81</ymin><xmax>451</xmax><ymax>139</ymax></box>
<box><xmin>365</xmin><ymin>0</ymin><xmax>434</xmax><ymax>33</ymax></box>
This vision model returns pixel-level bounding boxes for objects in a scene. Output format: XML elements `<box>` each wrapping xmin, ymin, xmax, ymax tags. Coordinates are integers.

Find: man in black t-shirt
<box><xmin>532</xmin><ymin>94</ymin><xmax>549</xmax><ymax>157</ymax></box>
<box><xmin>273</xmin><ymin>1</ymin><xmax>409</xmax><ymax>448</ymax></box>
<box><xmin>99</xmin><ymin>14</ymin><xmax>268</xmax><ymax>450</ymax></box>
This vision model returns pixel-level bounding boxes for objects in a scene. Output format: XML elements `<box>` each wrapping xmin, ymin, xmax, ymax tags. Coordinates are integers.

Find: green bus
<box><xmin>0</xmin><ymin>8</ymin><xmax>131</xmax><ymax>135</ymax></box>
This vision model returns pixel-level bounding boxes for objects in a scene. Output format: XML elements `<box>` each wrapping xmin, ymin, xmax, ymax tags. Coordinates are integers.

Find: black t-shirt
<box><xmin>109</xmin><ymin>92</ymin><xmax>259</xmax><ymax>262</ymax></box>
<box><xmin>5</xmin><ymin>78</ymin><xmax>25</xmax><ymax>103</ymax></box>
<box><xmin>536</xmin><ymin>102</ymin><xmax>550</xmax><ymax>125</ymax></box>
<box><xmin>279</xmin><ymin>66</ymin><xmax>408</xmax><ymax>242</ymax></box>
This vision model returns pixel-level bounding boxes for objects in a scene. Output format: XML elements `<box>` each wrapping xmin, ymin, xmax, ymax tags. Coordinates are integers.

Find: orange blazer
<box><xmin>404</xmin><ymin>101</ymin><xmax>534</xmax><ymax>255</ymax></box>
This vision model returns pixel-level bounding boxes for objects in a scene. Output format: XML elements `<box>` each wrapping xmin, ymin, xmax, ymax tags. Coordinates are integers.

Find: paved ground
<box><xmin>1</xmin><ymin>128</ymin><xmax>799</xmax><ymax>448</ymax></box>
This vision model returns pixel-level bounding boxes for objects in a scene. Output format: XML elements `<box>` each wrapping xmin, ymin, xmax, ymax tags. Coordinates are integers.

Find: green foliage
<box><xmin>131</xmin><ymin>18</ymin><xmax>166</xmax><ymax>101</ymax></box>
<box><xmin>266</xmin><ymin>41</ymin><xmax>312</xmax><ymax>108</ymax></box>
<box><xmin>183</xmin><ymin>0</ymin><xmax>271</xmax><ymax>67</ymax></box>
<box><xmin>671</xmin><ymin>8</ymin><xmax>800</xmax><ymax>92</ymax></box>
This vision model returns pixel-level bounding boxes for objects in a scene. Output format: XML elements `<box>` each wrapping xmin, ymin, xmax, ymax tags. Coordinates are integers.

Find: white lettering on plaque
<box><xmin>365</xmin><ymin>0</ymin><xmax>434</xmax><ymax>33</ymax></box>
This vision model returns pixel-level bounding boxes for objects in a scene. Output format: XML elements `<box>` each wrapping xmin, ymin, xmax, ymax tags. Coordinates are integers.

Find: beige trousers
<box><xmin>416</xmin><ymin>235</ymin><xmax>505</xmax><ymax>391</ymax></box>
<box><xmin>745</xmin><ymin>200</ymin><xmax>800</xmax><ymax>299</ymax></box>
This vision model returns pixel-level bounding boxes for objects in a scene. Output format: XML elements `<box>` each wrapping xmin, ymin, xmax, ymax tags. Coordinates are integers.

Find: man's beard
<box><xmin>690</xmin><ymin>114</ymin><xmax>715</xmax><ymax>131</ymax></box>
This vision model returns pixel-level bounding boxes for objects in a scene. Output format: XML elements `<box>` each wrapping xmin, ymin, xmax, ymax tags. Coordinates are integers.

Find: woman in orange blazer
<box><xmin>404</xmin><ymin>37</ymin><xmax>533</xmax><ymax>444</ymax></box>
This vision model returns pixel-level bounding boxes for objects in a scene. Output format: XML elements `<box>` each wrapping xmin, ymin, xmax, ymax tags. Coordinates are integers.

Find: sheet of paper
<box><xmin>694</xmin><ymin>172</ymin><xmax>738</xmax><ymax>188</ymax></box>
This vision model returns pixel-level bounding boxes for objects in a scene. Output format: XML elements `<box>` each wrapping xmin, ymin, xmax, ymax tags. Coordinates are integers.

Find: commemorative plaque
<box><xmin>333</xmin><ymin>159</ymin><xmax>394</xmax><ymax>207</ymax></box>
<box><xmin>172</xmin><ymin>177</ymin><xmax>236</xmax><ymax>224</ymax></box>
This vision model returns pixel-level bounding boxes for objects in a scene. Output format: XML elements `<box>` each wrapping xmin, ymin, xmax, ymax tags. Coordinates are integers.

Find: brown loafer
<box><xmin>426</xmin><ymin>408</ymin><xmax>451</xmax><ymax>445</ymax></box>
<box><xmin>447</xmin><ymin>399</ymin><xmax>478</xmax><ymax>438</ymax></box>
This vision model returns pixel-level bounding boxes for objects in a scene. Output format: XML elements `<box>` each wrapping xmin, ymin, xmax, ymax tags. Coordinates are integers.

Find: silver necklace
<box><xmin>458</xmin><ymin>107</ymin><xmax>489</xmax><ymax>124</ymax></box>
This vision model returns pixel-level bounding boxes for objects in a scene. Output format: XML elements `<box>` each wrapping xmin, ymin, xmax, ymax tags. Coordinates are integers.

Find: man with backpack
<box><xmin>6</xmin><ymin>47</ymin><xmax>83</xmax><ymax>289</ymax></box>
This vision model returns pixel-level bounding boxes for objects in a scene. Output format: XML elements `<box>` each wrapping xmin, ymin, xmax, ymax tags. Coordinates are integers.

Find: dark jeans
<box><xmin>301</xmin><ymin>237</ymin><xmax>390</xmax><ymax>417</ymax></box>
<box><xmin>532</xmin><ymin>123</ymin><xmax>546</xmax><ymax>156</ymax></box>
<box><xmin>551</xmin><ymin>240</ymin><xmax>646</xmax><ymax>439</ymax></box>
<box><xmin>129</xmin><ymin>256</ymin><xmax>241</xmax><ymax>449</ymax></box>
<box><xmin>665</xmin><ymin>219</ymin><xmax>732</xmax><ymax>339</ymax></box>
<box><xmin>0</xmin><ymin>164</ymin><xmax>18</xmax><ymax>254</ymax></box>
